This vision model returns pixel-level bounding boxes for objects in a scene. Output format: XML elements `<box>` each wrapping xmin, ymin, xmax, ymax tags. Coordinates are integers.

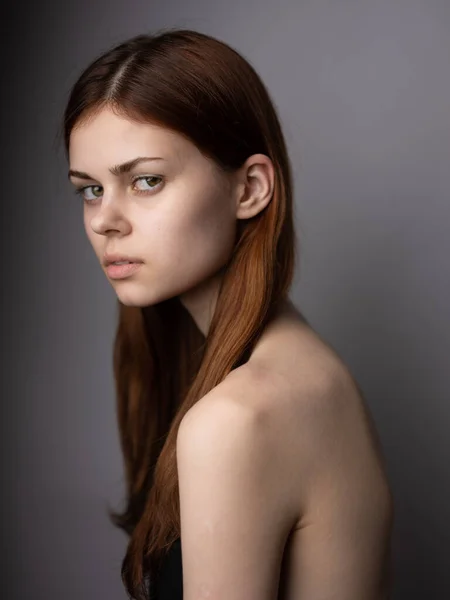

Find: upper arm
<box><xmin>176</xmin><ymin>398</ymin><xmax>293</xmax><ymax>600</ymax></box>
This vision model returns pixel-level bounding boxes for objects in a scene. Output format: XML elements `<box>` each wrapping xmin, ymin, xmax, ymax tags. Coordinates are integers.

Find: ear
<box><xmin>234</xmin><ymin>154</ymin><xmax>275</xmax><ymax>220</ymax></box>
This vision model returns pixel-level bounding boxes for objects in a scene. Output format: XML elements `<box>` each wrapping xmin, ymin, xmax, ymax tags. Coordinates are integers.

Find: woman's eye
<box><xmin>74</xmin><ymin>185</ymin><xmax>103</xmax><ymax>202</ymax></box>
<box><xmin>133</xmin><ymin>175</ymin><xmax>163</xmax><ymax>193</ymax></box>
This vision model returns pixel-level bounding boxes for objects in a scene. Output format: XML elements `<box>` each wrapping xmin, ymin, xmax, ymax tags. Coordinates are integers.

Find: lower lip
<box><xmin>106</xmin><ymin>262</ymin><xmax>143</xmax><ymax>279</ymax></box>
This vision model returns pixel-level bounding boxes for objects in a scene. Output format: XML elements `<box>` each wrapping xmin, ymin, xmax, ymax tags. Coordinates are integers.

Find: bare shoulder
<box><xmin>180</xmin><ymin>308</ymin><xmax>393</xmax><ymax>522</ymax></box>
<box><xmin>250</xmin><ymin>315</ymin><xmax>393</xmax><ymax>519</ymax></box>
<box><xmin>246</xmin><ymin>315</ymin><xmax>394</xmax><ymax>598</ymax></box>
<box><xmin>177</xmin><ymin>309</ymin><xmax>393</xmax><ymax>598</ymax></box>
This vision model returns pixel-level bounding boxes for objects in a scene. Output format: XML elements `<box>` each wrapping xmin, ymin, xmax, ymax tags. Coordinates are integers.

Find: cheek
<box><xmin>152</xmin><ymin>196</ymin><xmax>236</xmax><ymax>274</ymax></box>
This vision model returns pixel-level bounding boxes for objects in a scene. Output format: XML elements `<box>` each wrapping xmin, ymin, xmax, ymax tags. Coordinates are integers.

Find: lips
<box><xmin>103</xmin><ymin>254</ymin><xmax>144</xmax><ymax>266</ymax></box>
<box><xmin>105</xmin><ymin>261</ymin><xmax>143</xmax><ymax>279</ymax></box>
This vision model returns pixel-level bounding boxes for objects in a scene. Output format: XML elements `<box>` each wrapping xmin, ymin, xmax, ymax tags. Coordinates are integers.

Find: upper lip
<box><xmin>103</xmin><ymin>253</ymin><xmax>144</xmax><ymax>266</ymax></box>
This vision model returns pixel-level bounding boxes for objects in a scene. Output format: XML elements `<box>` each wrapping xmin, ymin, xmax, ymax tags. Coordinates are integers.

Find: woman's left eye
<box><xmin>133</xmin><ymin>175</ymin><xmax>163</xmax><ymax>193</ymax></box>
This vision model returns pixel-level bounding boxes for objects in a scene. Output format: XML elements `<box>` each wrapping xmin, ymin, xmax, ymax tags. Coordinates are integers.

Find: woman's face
<box><xmin>68</xmin><ymin>106</ymin><xmax>240</xmax><ymax>311</ymax></box>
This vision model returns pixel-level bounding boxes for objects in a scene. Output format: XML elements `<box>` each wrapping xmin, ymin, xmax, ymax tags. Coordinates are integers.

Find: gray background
<box><xmin>2</xmin><ymin>0</ymin><xmax>449</xmax><ymax>598</ymax></box>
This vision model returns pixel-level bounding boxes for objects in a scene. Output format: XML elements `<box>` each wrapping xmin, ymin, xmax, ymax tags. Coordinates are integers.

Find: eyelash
<box><xmin>73</xmin><ymin>175</ymin><xmax>164</xmax><ymax>204</ymax></box>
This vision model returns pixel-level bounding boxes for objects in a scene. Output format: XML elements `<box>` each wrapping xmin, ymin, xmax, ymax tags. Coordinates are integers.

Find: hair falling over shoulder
<box><xmin>61</xmin><ymin>27</ymin><xmax>298</xmax><ymax>600</ymax></box>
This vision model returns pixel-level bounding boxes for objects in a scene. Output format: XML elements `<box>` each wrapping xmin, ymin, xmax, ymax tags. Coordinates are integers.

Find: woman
<box><xmin>62</xmin><ymin>28</ymin><xmax>393</xmax><ymax>600</ymax></box>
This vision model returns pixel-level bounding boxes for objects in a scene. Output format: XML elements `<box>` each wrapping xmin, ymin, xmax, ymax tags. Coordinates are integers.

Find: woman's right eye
<box><xmin>74</xmin><ymin>185</ymin><xmax>103</xmax><ymax>203</ymax></box>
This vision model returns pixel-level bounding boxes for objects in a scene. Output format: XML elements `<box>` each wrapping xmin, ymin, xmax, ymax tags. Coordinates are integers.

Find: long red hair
<box><xmin>61</xmin><ymin>27</ymin><xmax>298</xmax><ymax>600</ymax></box>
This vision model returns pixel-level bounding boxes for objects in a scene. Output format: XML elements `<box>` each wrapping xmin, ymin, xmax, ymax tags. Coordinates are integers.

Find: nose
<box><xmin>88</xmin><ymin>193</ymin><xmax>131</xmax><ymax>236</ymax></box>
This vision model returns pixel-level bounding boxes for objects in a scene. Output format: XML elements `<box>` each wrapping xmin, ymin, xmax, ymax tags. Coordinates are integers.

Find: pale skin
<box><xmin>69</xmin><ymin>106</ymin><xmax>394</xmax><ymax>599</ymax></box>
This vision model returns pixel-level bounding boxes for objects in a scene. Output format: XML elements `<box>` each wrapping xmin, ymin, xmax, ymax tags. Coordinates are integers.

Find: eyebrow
<box><xmin>68</xmin><ymin>156</ymin><xmax>165</xmax><ymax>181</ymax></box>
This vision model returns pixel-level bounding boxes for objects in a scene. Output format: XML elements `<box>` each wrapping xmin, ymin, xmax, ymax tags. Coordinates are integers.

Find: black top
<box><xmin>151</xmin><ymin>537</ymin><xmax>183</xmax><ymax>599</ymax></box>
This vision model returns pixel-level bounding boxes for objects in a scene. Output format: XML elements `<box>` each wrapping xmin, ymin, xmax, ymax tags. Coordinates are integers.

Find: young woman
<box><xmin>62</xmin><ymin>28</ymin><xmax>393</xmax><ymax>600</ymax></box>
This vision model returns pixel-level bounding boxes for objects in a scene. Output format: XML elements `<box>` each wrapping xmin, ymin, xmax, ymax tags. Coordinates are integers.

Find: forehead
<box><xmin>69</xmin><ymin>106</ymin><xmax>191</xmax><ymax>166</ymax></box>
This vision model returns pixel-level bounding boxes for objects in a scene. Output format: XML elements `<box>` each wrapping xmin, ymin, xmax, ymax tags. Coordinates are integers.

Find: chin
<box><xmin>113</xmin><ymin>286</ymin><xmax>171</xmax><ymax>308</ymax></box>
